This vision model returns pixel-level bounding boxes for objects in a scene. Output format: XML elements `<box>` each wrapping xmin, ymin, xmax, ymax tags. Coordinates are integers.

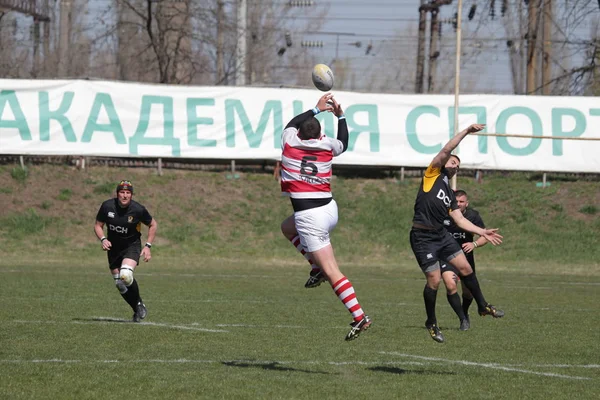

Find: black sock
<box><xmin>120</xmin><ymin>279</ymin><xmax>141</xmax><ymax>311</ymax></box>
<box><xmin>461</xmin><ymin>273</ymin><xmax>487</xmax><ymax>311</ymax></box>
<box><xmin>462</xmin><ymin>295</ymin><xmax>474</xmax><ymax>316</ymax></box>
<box><xmin>423</xmin><ymin>285</ymin><xmax>438</xmax><ymax>326</ymax></box>
<box><xmin>447</xmin><ymin>293</ymin><xmax>466</xmax><ymax>320</ymax></box>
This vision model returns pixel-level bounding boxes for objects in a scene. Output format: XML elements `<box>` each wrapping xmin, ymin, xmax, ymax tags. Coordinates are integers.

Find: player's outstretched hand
<box><xmin>462</xmin><ymin>242</ymin><xmax>475</xmax><ymax>253</ymax></box>
<box><xmin>315</xmin><ymin>93</ymin><xmax>334</xmax><ymax>113</ymax></box>
<box><xmin>482</xmin><ymin>228</ymin><xmax>502</xmax><ymax>245</ymax></box>
<box><xmin>466</xmin><ymin>124</ymin><xmax>486</xmax><ymax>134</ymax></box>
<box><xmin>329</xmin><ymin>96</ymin><xmax>344</xmax><ymax>117</ymax></box>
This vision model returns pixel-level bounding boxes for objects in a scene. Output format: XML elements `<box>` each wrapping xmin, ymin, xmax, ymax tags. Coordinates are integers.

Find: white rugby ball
<box><xmin>311</xmin><ymin>64</ymin><xmax>334</xmax><ymax>91</ymax></box>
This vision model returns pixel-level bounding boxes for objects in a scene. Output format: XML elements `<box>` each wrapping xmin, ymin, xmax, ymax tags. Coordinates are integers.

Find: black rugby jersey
<box><xmin>96</xmin><ymin>198</ymin><xmax>152</xmax><ymax>246</ymax></box>
<box><xmin>446</xmin><ymin>208</ymin><xmax>485</xmax><ymax>245</ymax></box>
<box><xmin>446</xmin><ymin>208</ymin><xmax>485</xmax><ymax>267</ymax></box>
<box><xmin>412</xmin><ymin>164</ymin><xmax>458</xmax><ymax>230</ymax></box>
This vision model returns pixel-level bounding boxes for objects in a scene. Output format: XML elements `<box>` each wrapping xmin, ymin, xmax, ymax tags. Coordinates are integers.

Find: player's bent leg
<box><xmin>461</xmin><ymin>281</ymin><xmax>474</xmax><ymax>322</ymax></box>
<box><xmin>120</xmin><ymin>260</ymin><xmax>147</xmax><ymax>322</ymax></box>
<box><xmin>423</xmin><ymin>267</ymin><xmax>444</xmax><ymax>343</ymax></box>
<box><xmin>449</xmin><ymin>254</ymin><xmax>504</xmax><ymax>319</ymax></box>
<box><xmin>441</xmin><ymin>269</ymin><xmax>467</xmax><ymax>329</ymax></box>
<box><xmin>441</xmin><ymin>269</ymin><xmax>458</xmax><ymax>295</ymax></box>
<box><xmin>283</xmin><ymin>215</ymin><xmax>322</xmax><ymax>286</ymax></box>
<box><xmin>310</xmin><ymin>245</ymin><xmax>372</xmax><ymax>341</ymax></box>
<box><xmin>111</xmin><ymin>268</ymin><xmax>128</xmax><ymax>294</ymax></box>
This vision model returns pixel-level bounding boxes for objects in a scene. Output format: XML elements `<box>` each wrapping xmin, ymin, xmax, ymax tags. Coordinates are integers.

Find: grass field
<box><xmin>1</xmin><ymin>259</ymin><xmax>599</xmax><ymax>400</ymax></box>
<box><xmin>0</xmin><ymin>164</ymin><xmax>599</xmax><ymax>399</ymax></box>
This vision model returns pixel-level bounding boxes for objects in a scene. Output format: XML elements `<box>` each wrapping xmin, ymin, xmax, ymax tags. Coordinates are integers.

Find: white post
<box><xmin>451</xmin><ymin>0</ymin><xmax>463</xmax><ymax>191</ymax></box>
<box><xmin>542</xmin><ymin>172</ymin><xmax>547</xmax><ymax>188</ymax></box>
<box><xmin>231</xmin><ymin>160</ymin><xmax>236</xmax><ymax>174</ymax></box>
<box><xmin>19</xmin><ymin>155</ymin><xmax>25</xmax><ymax>170</ymax></box>
<box><xmin>236</xmin><ymin>0</ymin><xmax>247</xmax><ymax>86</ymax></box>
<box><xmin>400</xmin><ymin>166</ymin><xmax>405</xmax><ymax>182</ymax></box>
<box><xmin>157</xmin><ymin>158</ymin><xmax>163</xmax><ymax>176</ymax></box>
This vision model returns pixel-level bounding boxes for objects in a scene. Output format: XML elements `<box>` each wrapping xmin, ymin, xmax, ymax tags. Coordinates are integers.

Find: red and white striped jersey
<box><xmin>280</xmin><ymin>126</ymin><xmax>345</xmax><ymax>199</ymax></box>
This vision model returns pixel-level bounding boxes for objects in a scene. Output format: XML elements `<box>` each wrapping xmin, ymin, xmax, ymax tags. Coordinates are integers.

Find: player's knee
<box><xmin>119</xmin><ymin>266</ymin><xmax>134</xmax><ymax>286</ymax></box>
<box><xmin>113</xmin><ymin>273</ymin><xmax>128</xmax><ymax>294</ymax></box>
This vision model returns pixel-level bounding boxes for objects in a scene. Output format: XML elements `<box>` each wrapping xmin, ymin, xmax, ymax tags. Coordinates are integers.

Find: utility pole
<box><xmin>58</xmin><ymin>0</ymin><xmax>72</xmax><ymax>78</ymax></box>
<box><xmin>32</xmin><ymin>16</ymin><xmax>40</xmax><ymax>76</ymax></box>
<box><xmin>427</xmin><ymin>7</ymin><xmax>440</xmax><ymax>93</ymax></box>
<box><xmin>415</xmin><ymin>0</ymin><xmax>427</xmax><ymax>93</ymax></box>
<box><xmin>415</xmin><ymin>0</ymin><xmax>452</xmax><ymax>94</ymax></box>
<box><xmin>43</xmin><ymin>0</ymin><xmax>50</xmax><ymax>76</ymax></box>
<box><xmin>216</xmin><ymin>0</ymin><xmax>225</xmax><ymax>84</ymax></box>
<box><xmin>526</xmin><ymin>0</ymin><xmax>541</xmax><ymax>94</ymax></box>
<box><xmin>235</xmin><ymin>0</ymin><xmax>246</xmax><ymax>86</ymax></box>
<box><xmin>542</xmin><ymin>0</ymin><xmax>552</xmax><ymax>95</ymax></box>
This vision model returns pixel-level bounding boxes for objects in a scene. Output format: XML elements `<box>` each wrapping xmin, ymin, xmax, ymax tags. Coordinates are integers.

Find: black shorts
<box><xmin>440</xmin><ymin>262</ymin><xmax>460</xmax><ymax>276</ymax></box>
<box><xmin>410</xmin><ymin>228</ymin><xmax>462</xmax><ymax>273</ymax></box>
<box><xmin>107</xmin><ymin>240</ymin><xmax>141</xmax><ymax>270</ymax></box>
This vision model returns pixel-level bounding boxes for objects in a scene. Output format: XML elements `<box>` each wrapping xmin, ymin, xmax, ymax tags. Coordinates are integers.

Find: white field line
<box><xmin>381</xmin><ymin>352</ymin><xmax>592</xmax><ymax>380</ymax></box>
<box><xmin>0</xmin><ymin>358</ymin><xmax>425</xmax><ymax>366</ymax></box>
<box><xmin>1</xmin><ymin>357</ymin><xmax>597</xmax><ymax>372</ymax></box>
<box><xmin>12</xmin><ymin>318</ymin><xmax>228</xmax><ymax>333</ymax></box>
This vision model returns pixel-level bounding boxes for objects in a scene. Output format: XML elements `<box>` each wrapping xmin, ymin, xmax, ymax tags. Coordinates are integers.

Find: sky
<box><xmin>285</xmin><ymin>0</ymin><xmax>600</xmax><ymax>94</ymax></box>
<box><xmin>5</xmin><ymin>0</ymin><xmax>599</xmax><ymax>95</ymax></box>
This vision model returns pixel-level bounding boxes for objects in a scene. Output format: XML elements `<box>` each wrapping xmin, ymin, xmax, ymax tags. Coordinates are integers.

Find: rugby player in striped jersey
<box><xmin>279</xmin><ymin>93</ymin><xmax>372</xmax><ymax>341</ymax></box>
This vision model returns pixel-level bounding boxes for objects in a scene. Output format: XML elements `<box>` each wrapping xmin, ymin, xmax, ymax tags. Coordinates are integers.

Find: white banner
<box><xmin>1</xmin><ymin>79</ymin><xmax>599</xmax><ymax>173</ymax></box>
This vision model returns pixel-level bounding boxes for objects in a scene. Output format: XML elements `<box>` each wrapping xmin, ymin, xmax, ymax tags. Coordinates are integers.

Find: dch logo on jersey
<box><xmin>436</xmin><ymin>189</ymin><xmax>451</xmax><ymax>207</ymax></box>
<box><xmin>109</xmin><ymin>224</ymin><xmax>128</xmax><ymax>234</ymax></box>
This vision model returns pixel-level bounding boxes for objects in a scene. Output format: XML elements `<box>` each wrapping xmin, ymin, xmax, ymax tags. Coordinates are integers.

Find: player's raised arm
<box><xmin>450</xmin><ymin>209</ymin><xmax>502</xmax><ymax>245</ymax></box>
<box><xmin>285</xmin><ymin>93</ymin><xmax>334</xmax><ymax>129</ymax></box>
<box><xmin>329</xmin><ymin>97</ymin><xmax>348</xmax><ymax>152</ymax></box>
<box><xmin>430</xmin><ymin>124</ymin><xmax>485</xmax><ymax>169</ymax></box>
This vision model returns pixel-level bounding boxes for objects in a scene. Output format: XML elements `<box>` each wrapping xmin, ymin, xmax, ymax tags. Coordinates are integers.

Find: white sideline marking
<box><xmin>381</xmin><ymin>352</ymin><xmax>591</xmax><ymax>380</ymax></box>
<box><xmin>137</xmin><ymin>321</ymin><xmax>228</xmax><ymax>333</ymax></box>
<box><xmin>12</xmin><ymin>319</ymin><xmax>228</xmax><ymax>333</ymax></box>
<box><xmin>0</xmin><ymin>359</ymin><xmax>425</xmax><ymax>366</ymax></box>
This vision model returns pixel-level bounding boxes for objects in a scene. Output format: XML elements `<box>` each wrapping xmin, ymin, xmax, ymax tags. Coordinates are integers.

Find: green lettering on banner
<box><xmin>495</xmin><ymin>107</ymin><xmax>542</xmax><ymax>155</ymax></box>
<box><xmin>346</xmin><ymin>104</ymin><xmax>380</xmax><ymax>152</ymax></box>
<box><xmin>130</xmin><ymin>95</ymin><xmax>180</xmax><ymax>156</ymax></box>
<box><xmin>187</xmin><ymin>98</ymin><xmax>216</xmax><ymax>147</ymax></box>
<box><xmin>447</xmin><ymin>107</ymin><xmax>487</xmax><ymax>153</ymax></box>
<box><xmin>406</xmin><ymin>106</ymin><xmax>441</xmax><ymax>154</ymax></box>
<box><xmin>551</xmin><ymin>108</ymin><xmax>586</xmax><ymax>156</ymax></box>
<box><xmin>225</xmin><ymin>99</ymin><xmax>282</xmax><ymax>148</ymax></box>
<box><xmin>0</xmin><ymin>90</ymin><xmax>31</xmax><ymax>140</ymax></box>
<box><xmin>81</xmin><ymin>93</ymin><xmax>126</xmax><ymax>144</ymax></box>
<box><xmin>39</xmin><ymin>91</ymin><xmax>76</xmax><ymax>142</ymax></box>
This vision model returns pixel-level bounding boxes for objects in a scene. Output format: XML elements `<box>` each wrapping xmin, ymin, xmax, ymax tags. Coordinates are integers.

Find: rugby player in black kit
<box><xmin>442</xmin><ymin>189</ymin><xmax>488</xmax><ymax>330</ymax></box>
<box><xmin>94</xmin><ymin>180</ymin><xmax>158</xmax><ymax>322</ymax></box>
<box><xmin>409</xmin><ymin>124</ymin><xmax>504</xmax><ymax>343</ymax></box>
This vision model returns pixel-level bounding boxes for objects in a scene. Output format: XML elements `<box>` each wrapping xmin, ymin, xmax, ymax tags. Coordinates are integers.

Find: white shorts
<box><xmin>294</xmin><ymin>200</ymin><xmax>339</xmax><ymax>253</ymax></box>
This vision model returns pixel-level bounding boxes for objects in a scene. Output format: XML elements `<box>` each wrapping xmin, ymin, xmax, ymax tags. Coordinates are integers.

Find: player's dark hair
<box><xmin>454</xmin><ymin>189</ymin><xmax>468</xmax><ymax>198</ymax></box>
<box><xmin>299</xmin><ymin>117</ymin><xmax>321</xmax><ymax>139</ymax></box>
<box><xmin>449</xmin><ymin>154</ymin><xmax>461</xmax><ymax>164</ymax></box>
